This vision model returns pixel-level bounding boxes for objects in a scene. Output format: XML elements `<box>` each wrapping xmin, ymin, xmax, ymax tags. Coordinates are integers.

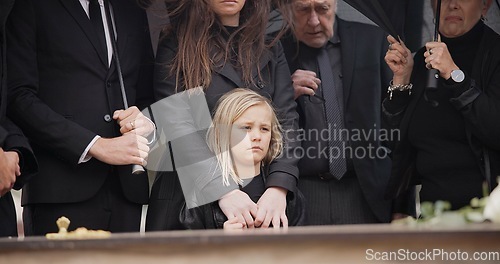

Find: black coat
<box><xmin>6</xmin><ymin>0</ymin><xmax>154</xmax><ymax>206</ymax></box>
<box><xmin>146</xmin><ymin>33</ymin><xmax>300</xmax><ymax>230</ymax></box>
<box><xmin>179</xmin><ymin>170</ymin><xmax>306</xmax><ymax>229</ymax></box>
<box><xmin>384</xmin><ymin>25</ymin><xmax>500</xmax><ymax>199</ymax></box>
<box><xmin>0</xmin><ymin>0</ymin><xmax>38</xmax><ymax>237</ymax></box>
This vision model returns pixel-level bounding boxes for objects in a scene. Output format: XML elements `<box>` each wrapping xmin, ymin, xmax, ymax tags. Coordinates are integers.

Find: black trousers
<box><xmin>146</xmin><ymin>171</ymin><xmax>185</xmax><ymax>231</ymax></box>
<box><xmin>23</xmin><ymin>172</ymin><xmax>142</xmax><ymax>236</ymax></box>
<box><xmin>0</xmin><ymin>192</ymin><xmax>18</xmax><ymax>237</ymax></box>
<box><xmin>298</xmin><ymin>172</ymin><xmax>380</xmax><ymax>225</ymax></box>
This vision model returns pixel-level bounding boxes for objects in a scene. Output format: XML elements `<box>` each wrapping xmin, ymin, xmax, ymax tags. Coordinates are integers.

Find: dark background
<box><xmin>146</xmin><ymin>0</ymin><xmax>500</xmax><ymax>55</ymax></box>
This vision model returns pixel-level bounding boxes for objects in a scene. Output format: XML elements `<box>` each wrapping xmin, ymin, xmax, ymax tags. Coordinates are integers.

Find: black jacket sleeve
<box><xmin>1</xmin><ymin>118</ymin><xmax>38</xmax><ymax>190</ymax></box>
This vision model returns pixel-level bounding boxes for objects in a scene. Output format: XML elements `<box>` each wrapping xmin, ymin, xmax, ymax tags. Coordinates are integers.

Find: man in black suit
<box><xmin>6</xmin><ymin>0</ymin><xmax>154</xmax><ymax>235</ymax></box>
<box><xmin>0</xmin><ymin>0</ymin><xmax>38</xmax><ymax>237</ymax></box>
<box><xmin>281</xmin><ymin>0</ymin><xmax>413</xmax><ymax>224</ymax></box>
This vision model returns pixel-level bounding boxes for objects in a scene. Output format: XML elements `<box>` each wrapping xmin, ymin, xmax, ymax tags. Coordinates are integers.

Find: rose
<box><xmin>483</xmin><ymin>180</ymin><xmax>500</xmax><ymax>223</ymax></box>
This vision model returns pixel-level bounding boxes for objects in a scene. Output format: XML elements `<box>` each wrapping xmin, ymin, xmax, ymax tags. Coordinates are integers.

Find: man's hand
<box><xmin>255</xmin><ymin>187</ymin><xmax>288</xmax><ymax>229</ymax></box>
<box><xmin>114</xmin><ymin>106</ymin><xmax>155</xmax><ymax>137</ymax></box>
<box><xmin>0</xmin><ymin>149</ymin><xmax>20</xmax><ymax>196</ymax></box>
<box><xmin>291</xmin><ymin>69</ymin><xmax>321</xmax><ymax>100</ymax></box>
<box><xmin>88</xmin><ymin>133</ymin><xmax>149</xmax><ymax>166</ymax></box>
<box><xmin>219</xmin><ymin>189</ymin><xmax>258</xmax><ymax>228</ymax></box>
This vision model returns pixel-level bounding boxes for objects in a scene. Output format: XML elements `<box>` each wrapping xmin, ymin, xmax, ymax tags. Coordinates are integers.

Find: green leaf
<box><xmin>420</xmin><ymin>202</ymin><xmax>434</xmax><ymax>219</ymax></box>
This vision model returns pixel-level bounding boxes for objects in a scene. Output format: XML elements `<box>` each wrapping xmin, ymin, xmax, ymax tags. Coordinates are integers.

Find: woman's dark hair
<box><xmin>160</xmin><ymin>0</ymin><xmax>275</xmax><ymax>91</ymax></box>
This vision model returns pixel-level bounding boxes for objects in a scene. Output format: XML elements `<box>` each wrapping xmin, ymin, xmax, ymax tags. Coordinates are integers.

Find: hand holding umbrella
<box><xmin>426</xmin><ymin>0</ymin><xmax>442</xmax><ymax>90</ymax></box>
<box><xmin>104</xmin><ymin>1</ymin><xmax>149</xmax><ymax>174</ymax></box>
<box><xmin>385</xmin><ymin>35</ymin><xmax>413</xmax><ymax>90</ymax></box>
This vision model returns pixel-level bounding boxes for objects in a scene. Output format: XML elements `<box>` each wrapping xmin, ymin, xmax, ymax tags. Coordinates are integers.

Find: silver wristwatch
<box><xmin>450</xmin><ymin>69</ymin><xmax>465</xmax><ymax>83</ymax></box>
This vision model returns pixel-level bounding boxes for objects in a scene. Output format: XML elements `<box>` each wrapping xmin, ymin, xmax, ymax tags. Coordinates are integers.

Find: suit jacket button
<box><xmin>106</xmin><ymin>82</ymin><xmax>111</xmax><ymax>88</ymax></box>
<box><xmin>104</xmin><ymin>114</ymin><xmax>112</xmax><ymax>122</ymax></box>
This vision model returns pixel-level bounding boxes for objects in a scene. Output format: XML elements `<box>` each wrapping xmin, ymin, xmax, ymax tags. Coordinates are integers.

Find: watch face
<box><xmin>451</xmin><ymin>70</ymin><xmax>465</xmax><ymax>83</ymax></box>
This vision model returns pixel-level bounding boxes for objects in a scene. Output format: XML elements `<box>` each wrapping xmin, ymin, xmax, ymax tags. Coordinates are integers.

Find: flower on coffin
<box><xmin>483</xmin><ymin>179</ymin><xmax>500</xmax><ymax>223</ymax></box>
<box><xmin>392</xmin><ymin>179</ymin><xmax>500</xmax><ymax>226</ymax></box>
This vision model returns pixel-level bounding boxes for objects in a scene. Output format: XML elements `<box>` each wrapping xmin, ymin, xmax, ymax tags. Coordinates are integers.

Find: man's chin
<box><xmin>302</xmin><ymin>39</ymin><xmax>327</xmax><ymax>49</ymax></box>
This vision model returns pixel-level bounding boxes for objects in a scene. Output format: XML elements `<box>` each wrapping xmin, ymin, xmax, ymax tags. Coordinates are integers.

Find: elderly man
<box><xmin>280</xmin><ymin>0</ymin><xmax>414</xmax><ymax>224</ymax></box>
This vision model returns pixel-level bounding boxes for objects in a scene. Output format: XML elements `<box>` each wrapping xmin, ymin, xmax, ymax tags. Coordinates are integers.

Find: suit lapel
<box><xmin>339</xmin><ymin>20</ymin><xmax>356</xmax><ymax>105</ymax></box>
<box><xmin>104</xmin><ymin>0</ymin><xmax>132</xmax><ymax>80</ymax></box>
<box><xmin>109</xmin><ymin>0</ymin><xmax>127</xmax><ymax>57</ymax></box>
<box><xmin>59</xmin><ymin>0</ymin><xmax>108</xmax><ymax>66</ymax></box>
<box><xmin>105</xmin><ymin>0</ymin><xmax>119</xmax><ymax>79</ymax></box>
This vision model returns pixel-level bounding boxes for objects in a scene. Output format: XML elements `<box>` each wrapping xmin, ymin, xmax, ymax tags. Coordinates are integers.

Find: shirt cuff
<box><xmin>78</xmin><ymin>135</ymin><xmax>101</xmax><ymax>164</ymax></box>
<box><xmin>145</xmin><ymin>116</ymin><xmax>157</xmax><ymax>145</ymax></box>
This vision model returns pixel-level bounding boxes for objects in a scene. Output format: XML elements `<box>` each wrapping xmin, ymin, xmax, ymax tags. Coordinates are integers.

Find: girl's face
<box><xmin>230</xmin><ymin>103</ymin><xmax>272</xmax><ymax>170</ymax></box>
<box><xmin>209</xmin><ymin>0</ymin><xmax>246</xmax><ymax>26</ymax></box>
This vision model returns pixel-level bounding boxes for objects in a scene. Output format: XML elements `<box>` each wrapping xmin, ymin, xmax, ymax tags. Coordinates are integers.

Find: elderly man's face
<box><xmin>292</xmin><ymin>0</ymin><xmax>336</xmax><ymax>48</ymax></box>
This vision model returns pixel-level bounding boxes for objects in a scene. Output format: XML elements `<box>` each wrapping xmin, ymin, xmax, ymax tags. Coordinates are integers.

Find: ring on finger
<box><xmin>130</xmin><ymin>121</ymin><xmax>135</xmax><ymax>129</ymax></box>
<box><xmin>429</xmin><ymin>49</ymin><xmax>433</xmax><ymax>55</ymax></box>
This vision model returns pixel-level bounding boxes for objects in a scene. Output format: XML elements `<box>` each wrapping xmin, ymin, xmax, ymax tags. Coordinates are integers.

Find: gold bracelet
<box><xmin>388</xmin><ymin>80</ymin><xmax>413</xmax><ymax>100</ymax></box>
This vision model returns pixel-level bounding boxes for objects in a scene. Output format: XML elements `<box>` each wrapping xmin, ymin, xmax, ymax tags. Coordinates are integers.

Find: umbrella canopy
<box><xmin>343</xmin><ymin>0</ymin><xmax>407</xmax><ymax>39</ymax></box>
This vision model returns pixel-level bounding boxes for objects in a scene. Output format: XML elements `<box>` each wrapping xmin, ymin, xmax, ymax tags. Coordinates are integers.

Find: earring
<box><xmin>481</xmin><ymin>15</ymin><xmax>488</xmax><ymax>22</ymax></box>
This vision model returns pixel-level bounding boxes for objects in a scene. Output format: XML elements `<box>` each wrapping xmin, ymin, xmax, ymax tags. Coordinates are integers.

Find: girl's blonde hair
<box><xmin>207</xmin><ymin>89</ymin><xmax>283</xmax><ymax>186</ymax></box>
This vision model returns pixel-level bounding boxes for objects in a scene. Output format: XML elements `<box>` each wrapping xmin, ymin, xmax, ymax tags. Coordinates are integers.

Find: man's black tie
<box><xmin>89</xmin><ymin>0</ymin><xmax>107</xmax><ymax>63</ymax></box>
<box><xmin>317</xmin><ymin>47</ymin><xmax>346</xmax><ymax>180</ymax></box>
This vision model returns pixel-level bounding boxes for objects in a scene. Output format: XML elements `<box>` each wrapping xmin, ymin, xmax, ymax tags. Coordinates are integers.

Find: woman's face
<box><xmin>210</xmin><ymin>0</ymin><xmax>246</xmax><ymax>26</ymax></box>
<box><xmin>433</xmin><ymin>0</ymin><xmax>491</xmax><ymax>38</ymax></box>
<box><xmin>230</xmin><ymin>104</ymin><xmax>272</xmax><ymax>170</ymax></box>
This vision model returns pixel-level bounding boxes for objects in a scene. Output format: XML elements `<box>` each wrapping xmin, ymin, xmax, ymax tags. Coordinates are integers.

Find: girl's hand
<box><xmin>223</xmin><ymin>217</ymin><xmax>244</xmax><ymax>229</ymax></box>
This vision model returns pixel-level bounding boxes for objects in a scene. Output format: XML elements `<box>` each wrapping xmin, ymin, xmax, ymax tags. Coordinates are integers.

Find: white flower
<box><xmin>483</xmin><ymin>184</ymin><xmax>500</xmax><ymax>223</ymax></box>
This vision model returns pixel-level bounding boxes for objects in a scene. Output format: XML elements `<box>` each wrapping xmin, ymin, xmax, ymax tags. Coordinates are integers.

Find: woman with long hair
<box><xmin>146</xmin><ymin>0</ymin><xmax>300</xmax><ymax>230</ymax></box>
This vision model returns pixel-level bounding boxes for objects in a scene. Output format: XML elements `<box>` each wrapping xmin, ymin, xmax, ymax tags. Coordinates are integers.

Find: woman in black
<box><xmin>146</xmin><ymin>0</ymin><xmax>300</xmax><ymax>230</ymax></box>
<box><xmin>383</xmin><ymin>0</ymin><xmax>500</xmax><ymax>210</ymax></box>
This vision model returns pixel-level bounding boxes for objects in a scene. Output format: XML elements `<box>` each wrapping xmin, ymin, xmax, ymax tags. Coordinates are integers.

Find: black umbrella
<box><xmin>343</xmin><ymin>0</ymin><xmax>407</xmax><ymax>39</ymax></box>
<box><xmin>427</xmin><ymin>0</ymin><xmax>442</xmax><ymax>90</ymax></box>
<box><xmin>104</xmin><ymin>1</ymin><xmax>145</xmax><ymax>174</ymax></box>
<box><xmin>344</xmin><ymin>0</ymin><xmax>441</xmax><ymax>91</ymax></box>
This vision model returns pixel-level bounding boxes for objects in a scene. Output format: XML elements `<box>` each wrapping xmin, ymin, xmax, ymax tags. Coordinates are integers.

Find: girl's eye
<box><xmin>261</xmin><ymin>127</ymin><xmax>270</xmax><ymax>132</ymax></box>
